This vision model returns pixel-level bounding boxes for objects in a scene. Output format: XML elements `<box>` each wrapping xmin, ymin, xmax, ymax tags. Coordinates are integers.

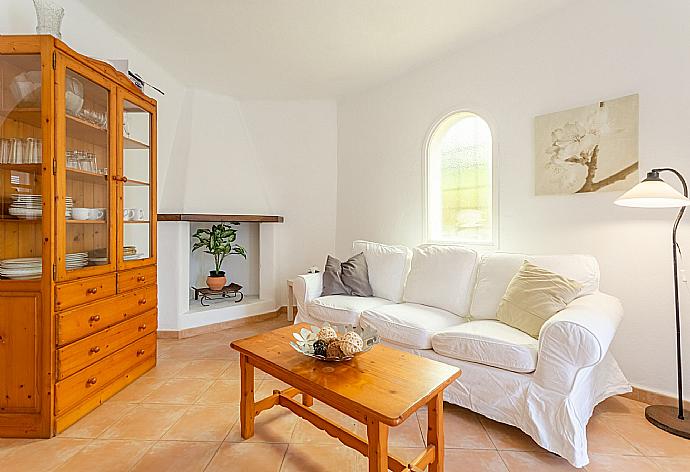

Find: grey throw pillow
<box><xmin>321</xmin><ymin>253</ymin><xmax>373</xmax><ymax>297</ymax></box>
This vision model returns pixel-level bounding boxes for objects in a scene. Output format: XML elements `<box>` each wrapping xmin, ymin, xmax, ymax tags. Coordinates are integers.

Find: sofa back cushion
<box><xmin>352</xmin><ymin>240</ymin><xmax>411</xmax><ymax>302</ymax></box>
<box><xmin>403</xmin><ymin>244</ymin><xmax>478</xmax><ymax>316</ymax></box>
<box><xmin>470</xmin><ymin>252</ymin><xmax>600</xmax><ymax>320</ymax></box>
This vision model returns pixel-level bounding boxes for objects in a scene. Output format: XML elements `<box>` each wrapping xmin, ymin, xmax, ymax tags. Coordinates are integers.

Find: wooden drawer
<box><xmin>56</xmin><ymin>284</ymin><xmax>157</xmax><ymax>346</ymax></box>
<box><xmin>118</xmin><ymin>265</ymin><xmax>157</xmax><ymax>293</ymax></box>
<box><xmin>55</xmin><ymin>332</ymin><xmax>156</xmax><ymax>415</ymax></box>
<box><xmin>57</xmin><ymin>309</ymin><xmax>157</xmax><ymax>380</ymax></box>
<box><xmin>55</xmin><ymin>274</ymin><xmax>117</xmax><ymax>311</ymax></box>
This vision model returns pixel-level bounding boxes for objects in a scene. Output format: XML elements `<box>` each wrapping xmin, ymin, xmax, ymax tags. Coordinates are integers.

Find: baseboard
<box><xmin>157</xmin><ymin>309</ymin><xmax>286</xmax><ymax>339</ymax></box>
<box><xmin>624</xmin><ymin>386</ymin><xmax>690</xmax><ymax>410</ymax></box>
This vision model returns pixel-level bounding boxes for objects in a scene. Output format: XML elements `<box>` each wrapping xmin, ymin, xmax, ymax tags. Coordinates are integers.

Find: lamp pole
<box><xmin>652</xmin><ymin>168</ymin><xmax>687</xmax><ymax>420</ymax></box>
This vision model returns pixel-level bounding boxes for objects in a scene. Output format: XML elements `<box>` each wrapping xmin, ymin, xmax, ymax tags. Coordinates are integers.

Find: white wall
<box><xmin>336</xmin><ymin>0</ymin><xmax>690</xmax><ymax>399</ymax></box>
<box><xmin>163</xmin><ymin>91</ymin><xmax>338</xmax><ymax>302</ymax></box>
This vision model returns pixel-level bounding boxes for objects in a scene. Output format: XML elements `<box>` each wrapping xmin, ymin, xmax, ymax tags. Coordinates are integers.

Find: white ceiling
<box><xmin>80</xmin><ymin>0</ymin><xmax>572</xmax><ymax>99</ymax></box>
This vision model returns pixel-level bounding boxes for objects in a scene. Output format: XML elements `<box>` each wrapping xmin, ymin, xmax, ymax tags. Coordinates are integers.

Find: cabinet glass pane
<box><xmin>122</xmin><ymin>100</ymin><xmax>151</xmax><ymax>261</ymax></box>
<box><xmin>0</xmin><ymin>54</ymin><xmax>43</xmax><ymax>280</ymax></box>
<box><xmin>64</xmin><ymin>69</ymin><xmax>110</xmax><ymax>271</ymax></box>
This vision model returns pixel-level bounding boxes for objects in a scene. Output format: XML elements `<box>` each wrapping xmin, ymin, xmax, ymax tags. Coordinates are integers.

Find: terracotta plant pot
<box><xmin>206</xmin><ymin>271</ymin><xmax>227</xmax><ymax>291</ymax></box>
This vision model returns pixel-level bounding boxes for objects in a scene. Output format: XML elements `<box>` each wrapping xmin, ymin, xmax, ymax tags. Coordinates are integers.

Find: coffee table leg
<box><xmin>240</xmin><ymin>354</ymin><xmax>255</xmax><ymax>439</ymax></box>
<box><xmin>367</xmin><ymin>418</ymin><xmax>389</xmax><ymax>472</ymax></box>
<box><xmin>427</xmin><ymin>393</ymin><xmax>444</xmax><ymax>472</ymax></box>
<box><xmin>302</xmin><ymin>393</ymin><xmax>314</xmax><ymax>407</ymax></box>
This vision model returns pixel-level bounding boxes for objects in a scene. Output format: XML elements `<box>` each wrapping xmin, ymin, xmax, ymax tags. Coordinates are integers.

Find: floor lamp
<box><xmin>615</xmin><ymin>168</ymin><xmax>690</xmax><ymax>438</ymax></box>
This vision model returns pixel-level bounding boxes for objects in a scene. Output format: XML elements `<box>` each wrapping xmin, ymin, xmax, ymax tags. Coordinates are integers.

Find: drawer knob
<box><xmin>89</xmin><ymin>346</ymin><xmax>101</xmax><ymax>354</ymax></box>
<box><xmin>137</xmin><ymin>349</ymin><xmax>146</xmax><ymax>356</ymax></box>
<box><xmin>139</xmin><ymin>323</ymin><xmax>147</xmax><ymax>331</ymax></box>
<box><xmin>137</xmin><ymin>276</ymin><xmax>146</xmax><ymax>282</ymax></box>
<box><xmin>87</xmin><ymin>377</ymin><xmax>97</xmax><ymax>386</ymax></box>
<box><xmin>139</xmin><ymin>298</ymin><xmax>147</xmax><ymax>305</ymax></box>
<box><xmin>87</xmin><ymin>287</ymin><xmax>98</xmax><ymax>294</ymax></box>
<box><xmin>89</xmin><ymin>314</ymin><xmax>101</xmax><ymax>322</ymax></box>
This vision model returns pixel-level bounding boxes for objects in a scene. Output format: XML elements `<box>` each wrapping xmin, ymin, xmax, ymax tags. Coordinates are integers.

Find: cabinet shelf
<box><xmin>66</xmin><ymin>219</ymin><xmax>106</xmax><ymax>224</ymax></box>
<box><xmin>0</xmin><ymin>216</ymin><xmax>41</xmax><ymax>223</ymax></box>
<box><xmin>0</xmin><ymin>163</ymin><xmax>42</xmax><ymax>171</ymax></box>
<box><xmin>124</xmin><ymin>220</ymin><xmax>149</xmax><ymax>224</ymax></box>
<box><xmin>124</xmin><ymin>178</ymin><xmax>149</xmax><ymax>186</ymax></box>
<box><xmin>66</xmin><ymin>168</ymin><xmax>108</xmax><ymax>183</ymax></box>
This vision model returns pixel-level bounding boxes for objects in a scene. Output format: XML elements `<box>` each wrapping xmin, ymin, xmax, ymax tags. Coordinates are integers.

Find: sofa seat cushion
<box><xmin>431</xmin><ymin>320</ymin><xmax>539</xmax><ymax>373</ymax></box>
<box><xmin>308</xmin><ymin>295</ymin><xmax>393</xmax><ymax>326</ymax></box>
<box><xmin>361</xmin><ymin>303</ymin><xmax>463</xmax><ymax>349</ymax></box>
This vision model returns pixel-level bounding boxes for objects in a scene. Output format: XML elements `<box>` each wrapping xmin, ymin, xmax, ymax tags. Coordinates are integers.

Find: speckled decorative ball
<box><xmin>317</xmin><ymin>326</ymin><xmax>338</xmax><ymax>343</ymax></box>
<box><xmin>313</xmin><ymin>339</ymin><xmax>328</xmax><ymax>357</ymax></box>
<box><xmin>339</xmin><ymin>331</ymin><xmax>364</xmax><ymax>356</ymax></box>
<box><xmin>326</xmin><ymin>340</ymin><xmax>343</xmax><ymax>359</ymax></box>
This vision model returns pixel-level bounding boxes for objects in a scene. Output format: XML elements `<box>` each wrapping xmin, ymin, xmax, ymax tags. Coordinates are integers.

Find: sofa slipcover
<box><xmin>352</xmin><ymin>240</ymin><xmax>411</xmax><ymax>302</ymax></box>
<box><xmin>470</xmin><ymin>252</ymin><xmax>600</xmax><ymax>320</ymax></box>
<box><xmin>431</xmin><ymin>320</ymin><xmax>539</xmax><ymax>373</ymax></box>
<box><xmin>308</xmin><ymin>295</ymin><xmax>393</xmax><ymax>326</ymax></box>
<box><xmin>360</xmin><ymin>302</ymin><xmax>462</xmax><ymax>349</ymax></box>
<box><xmin>403</xmin><ymin>244</ymin><xmax>477</xmax><ymax>315</ymax></box>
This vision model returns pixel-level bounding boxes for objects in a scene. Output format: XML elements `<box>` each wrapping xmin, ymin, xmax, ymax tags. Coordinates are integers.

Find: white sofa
<box><xmin>294</xmin><ymin>241</ymin><xmax>631</xmax><ymax>468</ymax></box>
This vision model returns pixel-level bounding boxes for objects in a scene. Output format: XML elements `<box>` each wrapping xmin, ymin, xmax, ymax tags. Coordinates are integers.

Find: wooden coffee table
<box><xmin>230</xmin><ymin>323</ymin><xmax>461</xmax><ymax>472</ymax></box>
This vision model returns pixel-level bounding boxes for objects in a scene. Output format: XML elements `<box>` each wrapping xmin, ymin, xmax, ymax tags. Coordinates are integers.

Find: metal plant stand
<box><xmin>192</xmin><ymin>283</ymin><xmax>244</xmax><ymax>306</ymax></box>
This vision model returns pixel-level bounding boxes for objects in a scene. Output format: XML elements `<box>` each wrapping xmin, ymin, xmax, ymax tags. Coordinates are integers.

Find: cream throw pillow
<box><xmin>497</xmin><ymin>260</ymin><xmax>582</xmax><ymax>338</ymax></box>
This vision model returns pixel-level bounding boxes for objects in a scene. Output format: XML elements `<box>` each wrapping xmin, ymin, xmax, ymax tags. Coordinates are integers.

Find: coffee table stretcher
<box><xmin>238</xmin><ymin>352</ymin><xmax>448</xmax><ymax>472</ymax></box>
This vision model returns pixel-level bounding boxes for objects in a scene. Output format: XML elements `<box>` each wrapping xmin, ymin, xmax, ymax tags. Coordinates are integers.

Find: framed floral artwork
<box><xmin>534</xmin><ymin>94</ymin><xmax>639</xmax><ymax>195</ymax></box>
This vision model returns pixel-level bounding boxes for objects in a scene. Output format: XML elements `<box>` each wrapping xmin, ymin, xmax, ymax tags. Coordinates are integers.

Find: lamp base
<box><xmin>645</xmin><ymin>405</ymin><xmax>690</xmax><ymax>439</ymax></box>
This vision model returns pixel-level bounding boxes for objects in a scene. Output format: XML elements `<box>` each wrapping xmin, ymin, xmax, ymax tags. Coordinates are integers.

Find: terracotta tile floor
<box><xmin>2</xmin><ymin>316</ymin><xmax>689</xmax><ymax>471</ymax></box>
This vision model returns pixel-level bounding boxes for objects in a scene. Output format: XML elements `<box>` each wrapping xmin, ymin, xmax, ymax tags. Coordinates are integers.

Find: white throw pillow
<box><xmin>352</xmin><ymin>240</ymin><xmax>411</xmax><ymax>302</ymax></box>
<box><xmin>469</xmin><ymin>252</ymin><xmax>600</xmax><ymax>320</ymax></box>
<box><xmin>403</xmin><ymin>244</ymin><xmax>477</xmax><ymax>316</ymax></box>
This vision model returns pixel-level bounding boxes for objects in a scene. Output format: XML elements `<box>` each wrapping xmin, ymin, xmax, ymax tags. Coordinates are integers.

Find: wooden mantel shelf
<box><xmin>157</xmin><ymin>213</ymin><xmax>284</xmax><ymax>223</ymax></box>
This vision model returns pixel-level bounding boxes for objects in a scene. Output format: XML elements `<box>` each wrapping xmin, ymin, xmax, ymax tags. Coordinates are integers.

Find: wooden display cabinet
<box><xmin>0</xmin><ymin>36</ymin><xmax>158</xmax><ymax>437</ymax></box>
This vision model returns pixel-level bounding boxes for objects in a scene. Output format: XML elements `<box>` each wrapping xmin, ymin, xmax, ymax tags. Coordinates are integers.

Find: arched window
<box><xmin>425</xmin><ymin>111</ymin><xmax>494</xmax><ymax>244</ymax></box>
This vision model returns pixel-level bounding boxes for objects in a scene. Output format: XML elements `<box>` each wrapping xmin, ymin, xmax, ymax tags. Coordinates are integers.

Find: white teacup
<box><xmin>123</xmin><ymin>208</ymin><xmax>135</xmax><ymax>221</ymax></box>
<box><xmin>135</xmin><ymin>208</ymin><xmax>145</xmax><ymax>220</ymax></box>
<box><xmin>71</xmin><ymin>207</ymin><xmax>90</xmax><ymax>220</ymax></box>
<box><xmin>88</xmin><ymin>208</ymin><xmax>105</xmax><ymax>220</ymax></box>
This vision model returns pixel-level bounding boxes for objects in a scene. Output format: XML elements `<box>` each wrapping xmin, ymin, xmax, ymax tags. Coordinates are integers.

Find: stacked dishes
<box><xmin>123</xmin><ymin>246</ymin><xmax>145</xmax><ymax>260</ymax></box>
<box><xmin>0</xmin><ymin>257</ymin><xmax>42</xmax><ymax>280</ymax></box>
<box><xmin>8</xmin><ymin>194</ymin><xmax>73</xmax><ymax>219</ymax></box>
<box><xmin>65</xmin><ymin>252</ymin><xmax>88</xmax><ymax>270</ymax></box>
<box><xmin>88</xmin><ymin>248</ymin><xmax>108</xmax><ymax>266</ymax></box>
<box><xmin>9</xmin><ymin>194</ymin><xmax>42</xmax><ymax>219</ymax></box>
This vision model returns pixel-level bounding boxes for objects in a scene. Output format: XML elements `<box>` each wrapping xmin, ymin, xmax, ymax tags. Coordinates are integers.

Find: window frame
<box><xmin>422</xmin><ymin>109</ymin><xmax>499</xmax><ymax>248</ymax></box>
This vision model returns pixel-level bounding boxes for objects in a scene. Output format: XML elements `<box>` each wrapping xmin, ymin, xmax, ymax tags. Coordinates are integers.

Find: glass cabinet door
<box><xmin>117</xmin><ymin>90</ymin><xmax>156</xmax><ymax>269</ymax></box>
<box><xmin>0</xmin><ymin>53</ymin><xmax>45</xmax><ymax>282</ymax></box>
<box><xmin>55</xmin><ymin>54</ymin><xmax>116</xmax><ymax>280</ymax></box>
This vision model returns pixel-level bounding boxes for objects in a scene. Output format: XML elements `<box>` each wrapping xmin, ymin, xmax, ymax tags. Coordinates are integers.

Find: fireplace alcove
<box><xmin>157</xmin><ymin>213</ymin><xmax>284</xmax><ymax>336</ymax></box>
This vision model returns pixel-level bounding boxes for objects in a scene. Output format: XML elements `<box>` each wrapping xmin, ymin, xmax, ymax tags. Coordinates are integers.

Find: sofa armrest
<box><xmin>534</xmin><ymin>292</ymin><xmax>623</xmax><ymax>394</ymax></box>
<box><xmin>293</xmin><ymin>273</ymin><xmax>323</xmax><ymax>315</ymax></box>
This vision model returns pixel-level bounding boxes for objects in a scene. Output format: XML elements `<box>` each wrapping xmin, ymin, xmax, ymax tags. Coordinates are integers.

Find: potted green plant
<box><xmin>191</xmin><ymin>223</ymin><xmax>247</xmax><ymax>291</ymax></box>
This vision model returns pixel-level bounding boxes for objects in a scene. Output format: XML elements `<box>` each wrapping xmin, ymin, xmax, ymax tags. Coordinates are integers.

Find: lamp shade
<box><xmin>615</xmin><ymin>179</ymin><xmax>690</xmax><ymax>208</ymax></box>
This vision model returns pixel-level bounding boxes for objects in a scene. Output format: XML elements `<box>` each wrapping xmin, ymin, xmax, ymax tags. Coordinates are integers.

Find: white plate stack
<box><xmin>65</xmin><ymin>197</ymin><xmax>73</xmax><ymax>218</ymax></box>
<box><xmin>65</xmin><ymin>252</ymin><xmax>88</xmax><ymax>270</ymax></box>
<box><xmin>8</xmin><ymin>194</ymin><xmax>73</xmax><ymax>218</ymax></box>
<box><xmin>0</xmin><ymin>257</ymin><xmax>42</xmax><ymax>280</ymax></box>
<box><xmin>123</xmin><ymin>245</ymin><xmax>145</xmax><ymax>260</ymax></box>
<box><xmin>9</xmin><ymin>194</ymin><xmax>42</xmax><ymax>219</ymax></box>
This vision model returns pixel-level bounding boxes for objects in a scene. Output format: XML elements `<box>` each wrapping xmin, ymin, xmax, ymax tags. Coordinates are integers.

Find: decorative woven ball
<box><xmin>339</xmin><ymin>331</ymin><xmax>364</xmax><ymax>356</ymax></box>
<box><xmin>313</xmin><ymin>339</ymin><xmax>328</xmax><ymax>357</ymax></box>
<box><xmin>326</xmin><ymin>340</ymin><xmax>343</xmax><ymax>359</ymax></box>
<box><xmin>317</xmin><ymin>326</ymin><xmax>338</xmax><ymax>343</ymax></box>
